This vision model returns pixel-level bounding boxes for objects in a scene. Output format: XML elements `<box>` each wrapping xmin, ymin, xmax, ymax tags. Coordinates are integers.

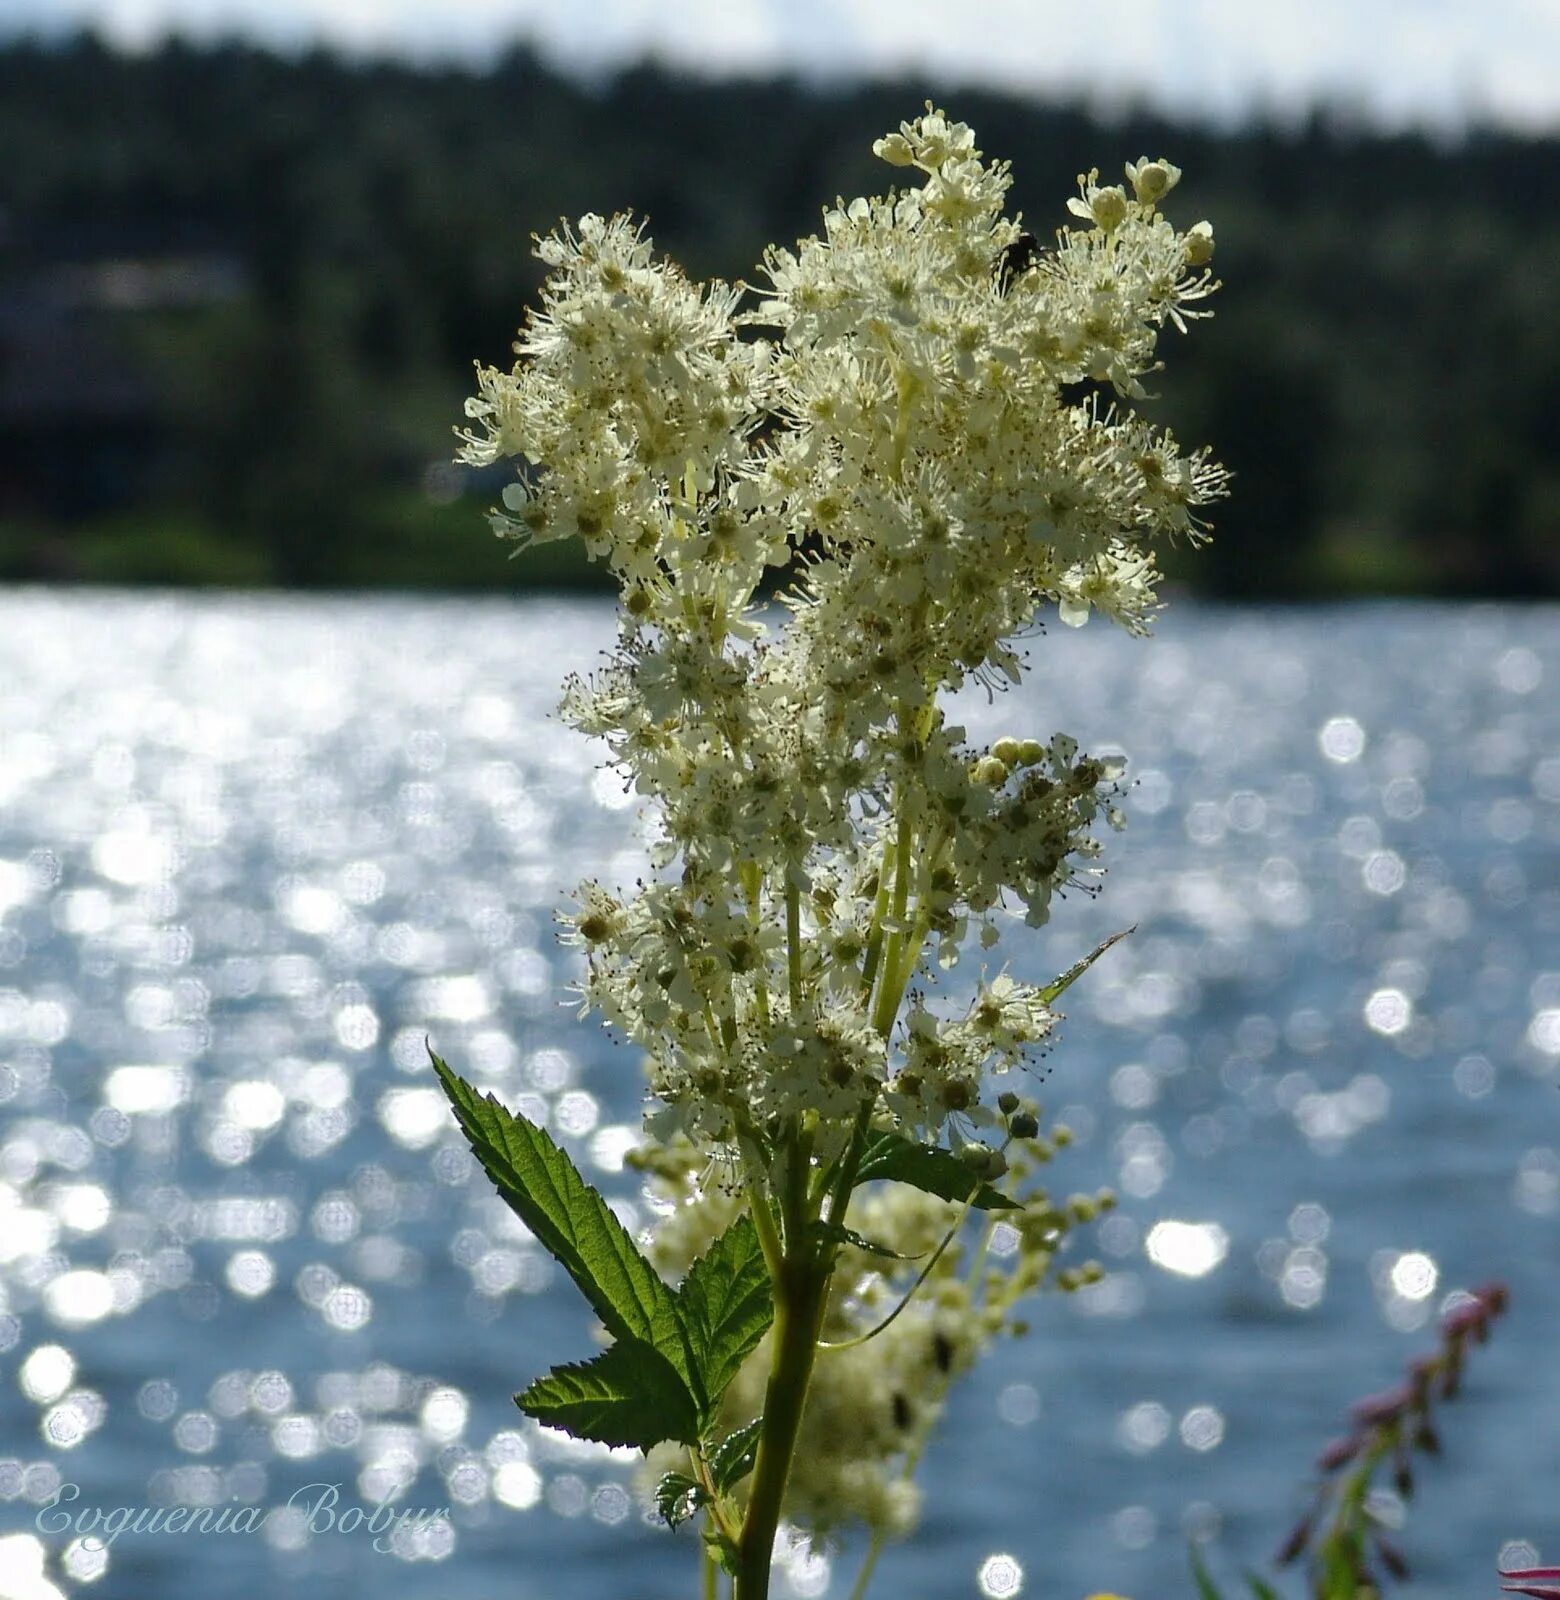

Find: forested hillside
<box><xmin>2</xmin><ymin>34</ymin><xmax>1557</xmax><ymax>594</ymax></box>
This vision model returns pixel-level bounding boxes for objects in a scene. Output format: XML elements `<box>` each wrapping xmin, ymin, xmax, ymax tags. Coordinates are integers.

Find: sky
<box><xmin>8</xmin><ymin>0</ymin><xmax>1560</xmax><ymax>134</ymax></box>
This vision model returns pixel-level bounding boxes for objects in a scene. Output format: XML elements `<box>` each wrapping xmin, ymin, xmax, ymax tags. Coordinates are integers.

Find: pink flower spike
<box><xmin>1349</xmin><ymin>1384</ymin><xmax>1411</xmax><ymax>1427</ymax></box>
<box><xmin>1314</xmin><ymin>1434</ymin><xmax>1361</xmax><ymax>1472</ymax></box>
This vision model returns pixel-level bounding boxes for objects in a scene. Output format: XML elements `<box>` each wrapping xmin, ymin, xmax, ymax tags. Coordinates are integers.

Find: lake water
<box><xmin>0</xmin><ymin>590</ymin><xmax>1556</xmax><ymax>1600</ymax></box>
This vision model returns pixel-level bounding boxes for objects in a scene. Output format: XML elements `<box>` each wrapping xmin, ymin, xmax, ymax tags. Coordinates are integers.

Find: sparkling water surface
<box><xmin>0</xmin><ymin>591</ymin><xmax>1556</xmax><ymax>1600</ymax></box>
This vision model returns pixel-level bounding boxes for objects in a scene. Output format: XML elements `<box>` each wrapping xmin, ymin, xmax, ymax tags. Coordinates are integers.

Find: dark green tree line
<box><xmin>1</xmin><ymin>33</ymin><xmax>1556</xmax><ymax>593</ymax></box>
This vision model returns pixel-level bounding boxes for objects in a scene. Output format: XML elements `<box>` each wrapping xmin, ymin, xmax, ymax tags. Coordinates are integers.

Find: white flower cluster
<box><xmin>639</xmin><ymin>1107</ymin><xmax>1114</xmax><ymax>1541</ymax></box>
<box><xmin>459</xmin><ymin>107</ymin><xmax>1224</xmax><ymax>1161</ymax></box>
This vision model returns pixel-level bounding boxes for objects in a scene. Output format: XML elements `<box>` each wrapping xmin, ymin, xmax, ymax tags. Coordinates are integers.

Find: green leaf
<box><xmin>431</xmin><ymin>1051</ymin><xmax>702</xmax><ymax>1406</ymax></box>
<box><xmin>1245</xmin><ymin>1574</ymin><xmax>1284</xmax><ymax>1600</ymax></box>
<box><xmin>518</xmin><ymin>1338</ymin><xmax>700</xmax><ymax>1449</ymax></box>
<box><xmin>704</xmin><ymin>1525</ymin><xmax>741</xmax><ymax>1579</ymax></box>
<box><xmin>653</xmin><ymin>1471</ymin><xmax>707</xmax><ymax>1530</ymax></box>
<box><xmin>708</xmin><ymin>1417</ymin><xmax>763</xmax><ymax>1494</ymax></box>
<box><xmin>812</xmin><ymin>1219</ymin><xmax>924</xmax><ymax>1260</ymax></box>
<box><xmin>1038</xmin><ymin>926</ymin><xmax>1133</xmax><ymax>1005</ymax></box>
<box><xmin>677</xmin><ymin>1217</ymin><xmax>773</xmax><ymax>1417</ymax></box>
<box><xmin>1189</xmin><ymin>1541</ymin><xmax>1225</xmax><ymax>1600</ymax></box>
<box><xmin>855</xmin><ymin>1131</ymin><xmax>1021</xmax><ymax>1211</ymax></box>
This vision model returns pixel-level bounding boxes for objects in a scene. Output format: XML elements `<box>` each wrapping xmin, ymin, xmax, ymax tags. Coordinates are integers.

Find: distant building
<box><xmin>0</xmin><ymin>252</ymin><xmax>244</xmax><ymax>524</ymax></box>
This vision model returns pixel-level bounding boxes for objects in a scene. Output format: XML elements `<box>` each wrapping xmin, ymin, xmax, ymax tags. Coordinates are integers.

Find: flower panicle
<box><xmin>1276</xmin><ymin>1281</ymin><xmax>1509</xmax><ymax>1593</ymax></box>
<box><xmin>452</xmin><ymin>107</ymin><xmax>1224</xmax><ymax>1164</ymax></box>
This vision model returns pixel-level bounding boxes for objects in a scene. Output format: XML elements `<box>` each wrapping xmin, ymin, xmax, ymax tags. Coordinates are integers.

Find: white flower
<box><xmin>458</xmin><ymin>106</ymin><xmax>1222</xmax><ymax>1154</ymax></box>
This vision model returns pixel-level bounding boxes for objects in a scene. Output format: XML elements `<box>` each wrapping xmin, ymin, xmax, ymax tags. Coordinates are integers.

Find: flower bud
<box><xmin>1412</xmin><ymin>1420</ymin><xmax>1441</xmax><ymax>1455</ymax></box>
<box><xmin>1315</xmin><ymin>1434</ymin><xmax>1361</xmax><ymax>1472</ymax></box>
<box><xmin>991</xmin><ymin>737</ymin><xmax>1023</xmax><ymax>766</ymax></box>
<box><xmin>1067</xmin><ymin>1194</ymin><xmax>1098</xmax><ymax>1223</ymax></box>
<box><xmin>997</xmin><ymin>1090</ymin><xmax>1021</xmax><ymax>1115</ymax></box>
<box><xmin>1050</xmin><ymin>1123</ymin><xmax>1073</xmax><ymax>1147</ymax></box>
<box><xmin>873</xmin><ymin>133</ymin><xmax>915</xmax><ymax>167</ymax></box>
<box><xmin>1016</xmin><ymin>738</ymin><xmax>1045</xmax><ymax>766</ymax></box>
<box><xmin>1184</xmin><ymin>221</ymin><xmax>1215</xmax><ymax>266</ymax></box>
<box><xmin>1008</xmin><ymin>1112</ymin><xmax>1040</xmax><ymax>1141</ymax></box>
<box><xmin>1125</xmin><ymin>157</ymin><xmax>1181</xmax><ymax>204</ymax></box>
<box><xmin>1275</xmin><ymin>1512</ymin><xmax>1314</xmax><ymax>1565</ymax></box>
<box><xmin>1350</xmin><ymin>1384</ymin><xmax>1410</xmax><ymax>1428</ymax></box>
<box><xmin>1089</xmin><ymin>185</ymin><xmax>1129</xmax><ymax>233</ymax></box>
<box><xmin>972</xmin><ymin>754</ymin><xmax>1009</xmax><ymax>786</ymax></box>
<box><xmin>1374</xmin><ymin>1535</ymin><xmax>1410</xmax><ymax>1582</ymax></box>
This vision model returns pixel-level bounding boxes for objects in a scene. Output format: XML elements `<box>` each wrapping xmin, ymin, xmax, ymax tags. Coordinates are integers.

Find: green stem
<box><xmin>785</xmin><ymin>880</ymin><xmax>803</xmax><ymax>1012</ymax></box>
<box><xmin>703</xmin><ymin>1532</ymin><xmax>719</xmax><ymax>1600</ymax></box>
<box><xmin>822</xmin><ymin>1100</ymin><xmax>875</xmax><ymax>1224</ymax></box>
<box><xmin>847</xmin><ymin>1411</ymin><xmax>934</xmax><ymax>1600</ymax></box>
<box><xmin>876</xmin><ymin>826</ymin><xmax>949</xmax><ymax>1033</ymax></box>
<box><xmin>870</xmin><ymin>798</ymin><xmax>916</xmax><ymax>1037</ymax></box>
<box><xmin>818</xmin><ymin>1194</ymin><xmax>970</xmax><ymax>1351</ymax></box>
<box><xmin>846</xmin><ymin>1529</ymin><xmax>886</xmax><ymax>1600</ymax></box>
<box><xmin>742</xmin><ymin>865</ymin><xmax>771</xmax><ymax>1031</ymax></box>
<box><xmin>846</xmin><ymin>1158</ymin><xmax>999</xmax><ymax>1600</ymax></box>
<box><xmin>859</xmin><ymin>826</ymin><xmax>897</xmax><ymax>1000</ymax></box>
<box><xmin>733</xmin><ymin>1254</ymin><xmax>830</xmax><ymax>1600</ymax></box>
<box><xmin>742</xmin><ymin>1174</ymin><xmax>785</xmax><ymax>1285</ymax></box>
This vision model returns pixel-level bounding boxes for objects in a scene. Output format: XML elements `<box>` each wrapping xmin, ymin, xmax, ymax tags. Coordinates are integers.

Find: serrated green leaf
<box><xmin>1189</xmin><ymin>1541</ymin><xmax>1225</xmax><ymax>1600</ymax></box>
<box><xmin>855</xmin><ymin>1131</ymin><xmax>1021</xmax><ymax>1211</ymax></box>
<box><xmin>708</xmin><ymin>1417</ymin><xmax>763</xmax><ymax>1494</ymax></box>
<box><xmin>1038</xmin><ymin>926</ymin><xmax>1133</xmax><ymax>1005</ymax></box>
<box><xmin>431</xmin><ymin>1051</ymin><xmax>702</xmax><ymax>1406</ymax></box>
<box><xmin>1244</xmin><ymin>1574</ymin><xmax>1284</xmax><ymax>1600</ymax></box>
<box><xmin>653</xmin><ymin>1471</ymin><xmax>707</xmax><ymax>1530</ymax></box>
<box><xmin>704</xmin><ymin>1525</ymin><xmax>741</xmax><ymax>1579</ymax></box>
<box><xmin>518</xmin><ymin>1337</ymin><xmax>700</xmax><ymax>1449</ymax></box>
<box><xmin>677</xmin><ymin>1216</ymin><xmax>773</xmax><ymax>1417</ymax></box>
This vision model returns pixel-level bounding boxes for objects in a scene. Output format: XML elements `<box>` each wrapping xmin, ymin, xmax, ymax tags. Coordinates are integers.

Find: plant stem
<box><xmin>734</xmin><ymin>1252</ymin><xmax>830</xmax><ymax>1600</ymax></box>
<box><xmin>785</xmin><ymin>879</ymin><xmax>803</xmax><ymax>1012</ymax></box>
<box><xmin>742</xmin><ymin>1169</ymin><xmax>785</xmax><ymax>1284</ymax></box>
<box><xmin>871</xmin><ymin>789</ymin><xmax>916</xmax><ymax>1036</ymax></box>
<box><xmin>847</xmin><ymin>1413</ymin><xmax>933</xmax><ymax>1600</ymax></box>
<box><xmin>819</xmin><ymin>1189</ymin><xmax>974</xmax><ymax>1351</ymax></box>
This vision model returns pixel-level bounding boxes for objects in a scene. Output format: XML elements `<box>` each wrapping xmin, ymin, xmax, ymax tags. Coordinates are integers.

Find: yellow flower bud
<box><xmin>1089</xmin><ymin>185</ymin><xmax>1129</xmax><ymax>232</ymax></box>
<box><xmin>1125</xmin><ymin>156</ymin><xmax>1181</xmax><ymax>203</ymax></box>
<box><xmin>873</xmin><ymin>133</ymin><xmax>915</xmax><ymax>167</ymax></box>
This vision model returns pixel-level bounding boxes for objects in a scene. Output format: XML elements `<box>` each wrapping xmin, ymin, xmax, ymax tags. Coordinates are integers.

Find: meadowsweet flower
<box><xmin>451</xmin><ymin>105</ymin><xmax>1225</xmax><ymax>1600</ymax></box>
<box><xmin>458</xmin><ymin>100</ymin><xmax>1223</xmax><ymax>1179</ymax></box>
